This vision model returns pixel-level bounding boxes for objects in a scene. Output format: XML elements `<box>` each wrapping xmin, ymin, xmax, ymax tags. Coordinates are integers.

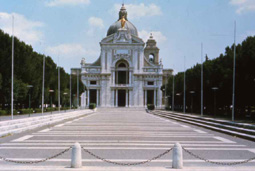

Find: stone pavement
<box><xmin>0</xmin><ymin>108</ymin><xmax>255</xmax><ymax>170</ymax></box>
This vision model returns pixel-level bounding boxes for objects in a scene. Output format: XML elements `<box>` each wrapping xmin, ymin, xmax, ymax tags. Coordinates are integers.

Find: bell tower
<box><xmin>144</xmin><ymin>33</ymin><xmax>160</xmax><ymax>65</ymax></box>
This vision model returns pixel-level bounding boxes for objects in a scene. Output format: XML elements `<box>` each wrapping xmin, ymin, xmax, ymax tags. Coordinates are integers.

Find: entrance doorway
<box><xmin>118</xmin><ymin>90</ymin><xmax>126</xmax><ymax>107</ymax></box>
<box><xmin>147</xmin><ymin>90</ymin><xmax>154</xmax><ymax>105</ymax></box>
<box><xmin>89</xmin><ymin>89</ymin><xmax>97</xmax><ymax>105</ymax></box>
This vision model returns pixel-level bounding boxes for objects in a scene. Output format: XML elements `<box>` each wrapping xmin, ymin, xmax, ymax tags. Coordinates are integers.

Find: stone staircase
<box><xmin>150</xmin><ymin>110</ymin><xmax>255</xmax><ymax>141</ymax></box>
<box><xmin>97</xmin><ymin>107</ymin><xmax>146</xmax><ymax>112</ymax></box>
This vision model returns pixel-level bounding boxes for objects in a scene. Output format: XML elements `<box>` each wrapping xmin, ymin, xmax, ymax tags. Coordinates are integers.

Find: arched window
<box><xmin>149</xmin><ymin>53</ymin><xmax>155</xmax><ymax>63</ymax></box>
<box><xmin>115</xmin><ymin>61</ymin><xmax>129</xmax><ymax>84</ymax></box>
<box><xmin>118</xmin><ymin>63</ymin><xmax>126</xmax><ymax>68</ymax></box>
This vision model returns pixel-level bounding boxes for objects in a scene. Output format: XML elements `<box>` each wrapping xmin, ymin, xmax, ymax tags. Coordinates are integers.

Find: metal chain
<box><xmin>182</xmin><ymin>147</ymin><xmax>255</xmax><ymax>166</ymax></box>
<box><xmin>0</xmin><ymin>147</ymin><xmax>71</xmax><ymax>164</ymax></box>
<box><xmin>82</xmin><ymin>147</ymin><xmax>172</xmax><ymax>166</ymax></box>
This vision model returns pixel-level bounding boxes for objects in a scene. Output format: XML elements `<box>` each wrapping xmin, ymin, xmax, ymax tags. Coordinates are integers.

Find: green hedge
<box><xmin>45</xmin><ymin>107</ymin><xmax>57</xmax><ymax>112</ymax></box>
<box><xmin>20</xmin><ymin>109</ymin><xmax>33</xmax><ymax>114</ymax></box>
<box><xmin>147</xmin><ymin>104</ymin><xmax>155</xmax><ymax>110</ymax></box>
<box><xmin>0</xmin><ymin>110</ymin><xmax>7</xmax><ymax>116</ymax></box>
<box><xmin>89</xmin><ymin>103</ymin><xmax>96</xmax><ymax>109</ymax></box>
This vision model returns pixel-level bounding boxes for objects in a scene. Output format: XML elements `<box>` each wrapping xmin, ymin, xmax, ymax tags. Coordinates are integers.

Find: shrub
<box><xmin>61</xmin><ymin>107</ymin><xmax>69</xmax><ymax>110</ymax></box>
<box><xmin>20</xmin><ymin>109</ymin><xmax>33</xmax><ymax>114</ymax></box>
<box><xmin>0</xmin><ymin>110</ymin><xmax>7</xmax><ymax>116</ymax></box>
<box><xmin>89</xmin><ymin>103</ymin><xmax>96</xmax><ymax>109</ymax></box>
<box><xmin>46</xmin><ymin>107</ymin><xmax>57</xmax><ymax>112</ymax></box>
<box><xmin>34</xmin><ymin>108</ymin><xmax>42</xmax><ymax>113</ymax></box>
<box><xmin>147</xmin><ymin>104</ymin><xmax>155</xmax><ymax>110</ymax></box>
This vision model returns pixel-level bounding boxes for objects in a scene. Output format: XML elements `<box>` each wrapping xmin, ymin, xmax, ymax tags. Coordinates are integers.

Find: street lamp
<box><xmin>176</xmin><ymin>93</ymin><xmax>181</xmax><ymax>111</ymax></box>
<box><xmin>190</xmin><ymin>91</ymin><xmax>195</xmax><ymax>113</ymax></box>
<box><xmin>71</xmin><ymin>68</ymin><xmax>81</xmax><ymax>109</ymax></box>
<box><xmin>212</xmin><ymin>87</ymin><xmax>218</xmax><ymax>117</ymax></box>
<box><xmin>49</xmin><ymin>90</ymin><xmax>54</xmax><ymax>108</ymax></box>
<box><xmin>27</xmin><ymin>85</ymin><xmax>33</xmax><ymax>117</ymax></box>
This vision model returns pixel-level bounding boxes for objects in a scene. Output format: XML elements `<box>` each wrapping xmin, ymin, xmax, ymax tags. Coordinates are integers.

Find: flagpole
<box><xmin>172</xmin><ymin>72</ymin><xmax>175</xmax><ymax>111</ymax></box>
<box><xmin>232</xmin><ymin>21</ymin><xmax>236</xmax><ymax>121</ymax></box>
<box><xmin>42</xmin><ymin>55</ymin><xmax>45</xmax><ymax>115</ymax></box>
<box><xmin>70</xmin><ymin>70</ymin><xmax>72</xmax><ymax>110</ymax></box>
<box><xmin>183</xmin><ymin>56</ymin><xmax>186</xmax><ymax>114</ymax></box>
<box><xmin>11</xmin><ymin>15</ymin><xmax>14</xmax><ymax>120</ymax></box>
<box><xmin>201</xmin><ymin>43</ymin><xmax>204</xmax><ymax>117</ymax></box>
<box><xmin>58</xmin><ymin>66</ymin><xmax>60</xmax><ymax>112</ymax></box>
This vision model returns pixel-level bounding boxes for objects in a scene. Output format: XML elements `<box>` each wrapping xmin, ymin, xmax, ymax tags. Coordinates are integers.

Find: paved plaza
<box><xmin>0</xmin><ymin>108</ymin><xmax>255</xmax><ymax>170</ymax></box>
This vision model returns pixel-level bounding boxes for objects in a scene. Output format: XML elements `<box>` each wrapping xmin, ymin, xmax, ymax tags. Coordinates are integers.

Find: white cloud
<box><xmin>86</xmin><ymin>17</ymin><xmax>104</xmax><ymax>36</ymax></box>
<box><xmin>111</xmin><ymin>3</ymin><xmax>162</xmax><ymax>19</ymax></box>
<box><xmin>138</xmin><ymin>30</ymin><xmax>167</xmax><ymax>44</ymax></box>
<box><xmin>230</xmin><ymin>0</ymin><xmax>255</xmax><ymax>14</ymax></box>
<box><xmin>0</xmin><ymin>12</ymin><xmax>44</xmax><ymax>45</ymax></box>
<box><xmin>88</xmin><ymin>17</ymin><xmax>104</xmax><ymax>29</ymax></box>
<box><xmin>45</xmin><ymin>0</ymin><xmax>90</xmax><ymax>7</ymax></box>
<box><xmin>45</xmin><ymin>43</ymin><xmax>97</xmax><ymax>59</ymax></box>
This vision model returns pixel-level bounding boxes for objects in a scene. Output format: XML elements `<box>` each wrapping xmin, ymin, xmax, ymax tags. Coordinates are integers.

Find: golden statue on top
<box><xmin>120</xmin><ymin>15</ymin><xmax>126</xmax><ymax>29</ymax></box>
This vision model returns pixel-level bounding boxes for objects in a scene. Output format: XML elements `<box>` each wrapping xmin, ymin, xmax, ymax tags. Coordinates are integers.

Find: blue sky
<box><xmin>0</xmin><ymin>0</ymin><xmax>255</xmax><ymax>73</ymax></box>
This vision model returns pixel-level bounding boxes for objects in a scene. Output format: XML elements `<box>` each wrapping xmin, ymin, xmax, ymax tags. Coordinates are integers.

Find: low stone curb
<box><xmin>0</xmin><ymin>110</ymin><xmax>94</xmax><ymax>137</ymax></box>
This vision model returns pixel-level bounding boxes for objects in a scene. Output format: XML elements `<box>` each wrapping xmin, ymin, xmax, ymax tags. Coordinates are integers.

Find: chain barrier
<box><xmin>82</xmin><ymin>147</ymin><xmax>173</xmax><ymax>166</ymax></box>
<box><xmin>182</xmin><ymin>147</ymin><xmax>255</xmax><ymax>166</ymax></box>
<box><xmin>0</xmin><ymin>147</ymin><xmax>71</xmax><ymax>164</ymax></box>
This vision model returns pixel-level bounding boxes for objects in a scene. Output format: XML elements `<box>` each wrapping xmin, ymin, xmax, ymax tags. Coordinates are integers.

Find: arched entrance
<box><xmin>115</xmin><ymin>61</ymin><xmax>129</xmax><ymax>107</ymax></box>
<box><xmin>115</xmin><ymin>61</ymin><xmax>129</xmax><ymax>85</ymax></box>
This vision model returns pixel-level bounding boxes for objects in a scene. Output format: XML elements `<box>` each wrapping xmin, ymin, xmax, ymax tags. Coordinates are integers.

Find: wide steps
<box><xmin>0</xmin><ymin>110</ymin><xmax>93</xmax><ymax>137</ymax></box>
<box><xmin>151</xmin><ymin>110</ymin><xmax>255</xmax><ymax>141</ymax></box>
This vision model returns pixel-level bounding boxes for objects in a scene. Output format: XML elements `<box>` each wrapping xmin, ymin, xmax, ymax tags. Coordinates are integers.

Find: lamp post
<box><xmin>183</xmin><ymin>56</ymin><xmax>186</xmax><ymax>114</ymax></box>
<box><xmin>232</xmin><ymin>21</ymin><xmax>237</xmax><ymax>121</ymax></box>
<box><xmin>49</xmin><ymin>90</ymin><xmax>54</xmax><ymax>108</ymax></box>
<box><xmin>162</xmin><ymin>87</ymin><xmax>165</xmax><ymax>103</ymax></box>
<box><xmin>27</xmin><ymin>85</ymin><xmax>33</xmax><ymax>117</ymax></box>
<box><xmin>70</xmin><ymin>70</ymin><xmax>72</xmax><ymax>110</ymax></box>
<box><xmin>10</xmin><ymin>15</ymin><xmax>15</xmax><ymax>120</ymax></box>
<box><xmin>172</xmin><ymin>74</ymin><xmax>175</xmax><ymax>111</ymax></box>
<box><xmin>176</xmin><ymin>93</ymin><xmax>181</xmax><ymax>111</ymax></box>
<box><xmin>71</xmin><ymin>68</ymin><xmax>81</xmax><ymax>109</ymax></box>
<box><xmin>73</xmin><ymin>94</ymin><xmax>76</xmax><ymax>110</ymax></box>
<box><xmin>212</xmin><ymin>87</ymin><xmax>218</xmax><ymax>117</ymax></box>
<box><xmin>190</xmin><ymin>91</ymin><xmax>195</xmax><ymax>113</ymax></box>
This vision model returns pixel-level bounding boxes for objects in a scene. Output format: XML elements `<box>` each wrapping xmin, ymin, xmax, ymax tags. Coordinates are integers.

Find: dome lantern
<box><xmin>119</xmin><ymin>4</ymin><xmax>128</xmax><ymax>21</ymax></box>
<box><xmin>106</xmin><ymin>4</ymin><xmax>138</xmax><ymax>37</ymax></box>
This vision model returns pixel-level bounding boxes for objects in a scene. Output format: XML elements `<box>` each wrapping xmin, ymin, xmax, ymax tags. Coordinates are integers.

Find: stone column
<box><xmin>154</xmin><ymin>89</ymin><xmax>156</xmax><ymax>106</ymax></box>
<box><xmin>145</xmin><ymin>90</ymin><xmax>147</xmax><ymax>107</ymax></box>
<box><xmin>125</xmin><ymin>90</ymin><xmax>128</xmax><ymax>107</ymax></box>
<box><xmin>96</xmin><ymin>89</ymin><xmax>99</xmax><ymax>107</ymax></box>
<box><xmin>86</xmin><ymin>90</ymin><xmax>88</xmax><ymax>107</ymax></box>
<box><xmin>129</xmin><ymin>71</ymin><xmax>131</xmax><ymax>85</ymax></box>
<box><xmin>158</xmin><ymin>87</ymin><xmax>162</xmax><ymax>108</ymax></box>
<box><xmin>115</xmin><ymin>89</ymin><xmax>118</xmax><ymax>107</ymax></box>
<box><xmin>113</xmin><ymin>71</ymin><xmax>115</xmax><ymax>85</ymax></box>
<box><xmin>129</xmin><ymin>90</ymin><xmax>132</xmax><ymax>107</ymax></box>
<box><xmin>87</xmin><ymin>89</ymin><xmax>90</xmax><ymax>106</ymax></box>
<box><xmin>111</xmin><ymin>90</ymin><xmax>114</xmax><ymax>107</ymax></box>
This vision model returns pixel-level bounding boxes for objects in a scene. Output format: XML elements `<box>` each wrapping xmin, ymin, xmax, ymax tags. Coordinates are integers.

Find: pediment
<box><xmin>101</xmin><ymin>30</ymin><xmax>144</xmax><ymax>45</ymax></box>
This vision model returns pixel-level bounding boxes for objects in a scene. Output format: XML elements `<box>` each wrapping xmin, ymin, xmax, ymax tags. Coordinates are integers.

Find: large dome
<box><xmin>106</xmin><ymin>4</ymin><xmax>138</xmax><ymax>37</ymax></box>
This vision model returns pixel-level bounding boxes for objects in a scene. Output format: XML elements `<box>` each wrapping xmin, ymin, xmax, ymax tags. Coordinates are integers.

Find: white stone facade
<box><xmin>80</xmin><ymin>5</ymin><xmax>166</xmax><ymax>108</ymax></box>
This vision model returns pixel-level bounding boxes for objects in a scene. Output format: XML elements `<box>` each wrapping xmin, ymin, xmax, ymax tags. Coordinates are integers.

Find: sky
<box><xmin>0</xmin><ymin>0</ymin><xmax>255</xmax><ymax>73</ymax></box>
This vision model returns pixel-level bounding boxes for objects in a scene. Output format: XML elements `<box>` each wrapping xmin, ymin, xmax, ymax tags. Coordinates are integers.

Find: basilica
<box><xmin>80</xmin><ymin>4</ymin><xmax>171</xmax><ymax>108</ymax></box>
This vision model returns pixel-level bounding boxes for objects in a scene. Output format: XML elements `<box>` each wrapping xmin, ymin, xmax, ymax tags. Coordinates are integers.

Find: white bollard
<box><xmin>172</xmin><ymin>142</ymin><xmax>183</xmax><ymax>169</ymax></box>
<box><xmin>71</xmin><ymin>142</ymin><xmax>82</xmax><ymax>168</ymax></box>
